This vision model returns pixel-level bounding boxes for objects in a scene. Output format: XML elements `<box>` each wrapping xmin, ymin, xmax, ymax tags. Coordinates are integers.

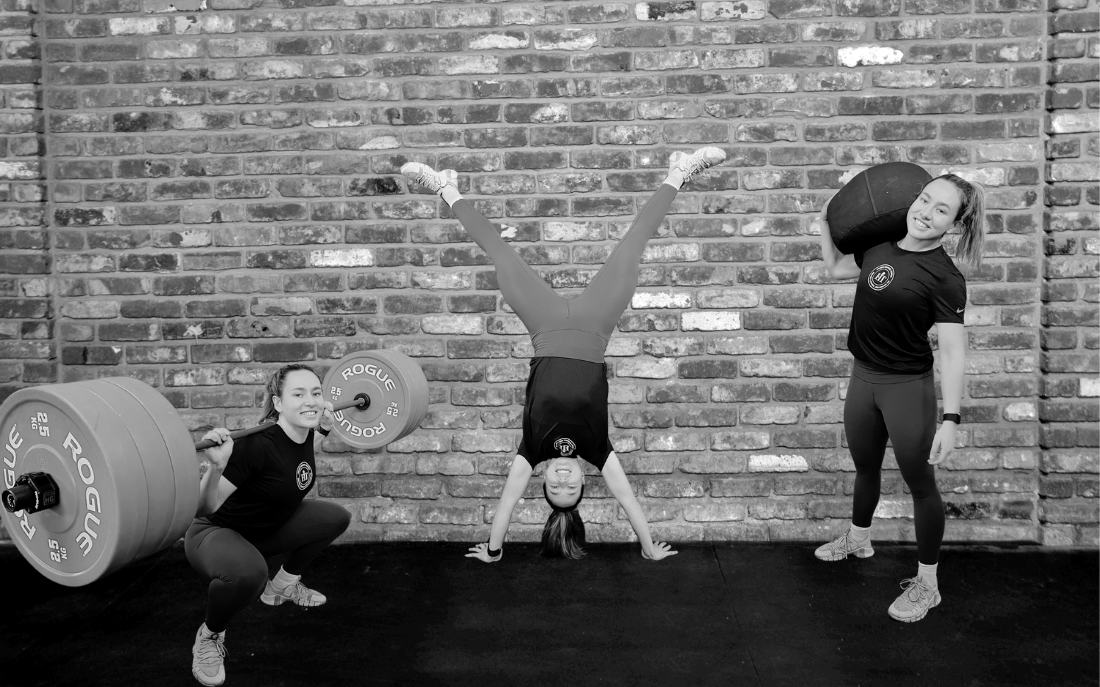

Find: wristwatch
<box><xmin>941</xmin><ymin>413</ymin><xmax>961</xmax><ymax>425</ymax></box>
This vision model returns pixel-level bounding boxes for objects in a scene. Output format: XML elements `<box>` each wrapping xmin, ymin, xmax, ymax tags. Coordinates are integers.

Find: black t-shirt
<box><xmin>518</xmin><ymin>357</ymin><xmax>611</xmax><ymax>471</ymax></box>
<box><xmin>849</xmin><ymin>241</ymin><xmax>966</xmax><ymax>374</ymax></box>
<box><xmin>209</xmin><ymin>423</ymin><xmax>316</xmax><ymax>541</ymax></box>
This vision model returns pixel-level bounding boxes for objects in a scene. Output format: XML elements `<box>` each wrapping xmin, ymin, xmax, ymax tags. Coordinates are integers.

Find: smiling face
<box><xmin>272</xmin><ymin>369</ymin><xmax>324</xmax><ymax>430</ymax></box>
<box><xmin>907</xmin><ymin>177</ymin><xmax>964</xmax><ymax>243</ymax></box>
<box><xmin>543</xmin><ymin>456</ymin><xmax>585</xmax><ymax>509</ymax></box>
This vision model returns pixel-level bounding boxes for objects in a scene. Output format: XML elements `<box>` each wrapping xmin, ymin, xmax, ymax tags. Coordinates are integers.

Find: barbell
<box><xmin>0</xmin><ymin>349</ymin><xmax>429</xmax><ymax>587</ymax></box>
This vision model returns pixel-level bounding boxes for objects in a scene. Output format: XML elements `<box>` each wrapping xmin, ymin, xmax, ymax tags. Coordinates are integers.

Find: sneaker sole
<box><xmin>888</xmin><ymin>591</ymin><xmax>941</xmax><ymax>623</ymax></box>
<box><xmin>815</xmin><ymin>545</ymin><xmax>874</xmax><ymax>562</ymax></box>
<box><xmin>192</xmin><ymin>668</ymin><xmax>225</xmax><ymax>687</ymax></box>
<box><xmin>260</xmin><ymin>590</ymin><xmax>287</xmax><ymax>606</ymax></box>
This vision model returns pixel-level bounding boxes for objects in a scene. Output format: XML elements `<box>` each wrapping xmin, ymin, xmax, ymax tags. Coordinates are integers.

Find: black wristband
<box><xmin>486</xmin><ymin>544</ymin><xmax>501</xmax><ymax>558</ymax></box>
<box><xmin>941</xmin><ymin>413</ymin><xmax>961</xmax><ymax>425</ymax></box>
<box><xmin>317</xmin><ymin>426</ymin><xmax>331</xmax><ymax>436</ymax></box>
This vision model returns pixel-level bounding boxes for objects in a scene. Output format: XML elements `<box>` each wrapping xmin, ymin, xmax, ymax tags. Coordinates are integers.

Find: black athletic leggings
<box><xmin>184</xmin><ymin>500</ymin><xmax>351</xmax><ymax>632</ymax></box>
<box><xmin>845</xmin><ymin>362</ymin><xmax>944</xmax><ymax>564</ymax></box>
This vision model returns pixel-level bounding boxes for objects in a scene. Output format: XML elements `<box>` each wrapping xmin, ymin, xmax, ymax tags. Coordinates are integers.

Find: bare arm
<box><xmin>312</xmin><ymin>401</ymin><xmax>335</xmax><ymax>453</ymax></box>
<box><xmin>601</xmin><ymin>452</ymin><xmax>676</xmax><ymax>560</ymax></box>
<box><xmin>816</xmin><ymin>197</ymin><xmax>861</xmax><ymax>280</ymax></box>
<box><xmin>467</xmin><ymin>454</ymin><xmax>533</xmax><ymax>562</ymax></box>
<box><xmin>930</xmin><ymin>322</ymin><xmax>966</xmax><ymax>465</ymax></box>
<box><xmin>194</xmin><ymin>428</ymin><xmax>238</xmax><ymax>517</ymax></box>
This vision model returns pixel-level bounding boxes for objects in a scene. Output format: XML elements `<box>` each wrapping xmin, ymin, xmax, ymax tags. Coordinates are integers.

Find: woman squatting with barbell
<box><xmin>813</xmin><ymin>172</ymin><xmax>986</xmax><ymax>622</ymax></box>
<box><xmin>187</xmin><ymin>365</ymin><xmax>350</xmax><ymax>686</ymax></box>
<box><xmin>400</xmin><ymin>146</ymin><xmax>726</xmax><ymax>563</ymax></box>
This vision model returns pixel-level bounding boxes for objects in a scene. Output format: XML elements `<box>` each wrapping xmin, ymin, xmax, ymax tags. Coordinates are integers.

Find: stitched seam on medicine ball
<box><xmin>863</xmin><ymin>170</ymin><xmax>878</xmax><ymax>217</ymax></box>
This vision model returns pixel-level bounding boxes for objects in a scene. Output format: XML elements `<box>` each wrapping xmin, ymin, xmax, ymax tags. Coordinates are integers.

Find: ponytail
<box><xmin>540</xmin><ymin>483</ymin><xmax>587</xmax><ymax>559</ymax></box>
<box><xmin>541</xmin><ymin>509</ymin><xmax>588</xmax><ymax>559</ymax></box>
<box><xmin>259</xmin><ymin>364</ymin><xmax>317</xmax><ymax>424</ymax></box>
<box><xmin>930</xmin><ymin>173</ymin><xmax>986</xmax><ymax>274</ymax></box>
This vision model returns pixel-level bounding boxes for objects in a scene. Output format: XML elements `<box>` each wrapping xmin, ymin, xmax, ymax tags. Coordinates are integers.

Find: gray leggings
<box><xmin>184</xmin><ymin>500</ymin><xmax>351</xmax><ymax>632</ymax></box>
<box><xmin>451</xmin><ymin>183</ymin><xmax>678</xmax><ymax>347</ymax></box>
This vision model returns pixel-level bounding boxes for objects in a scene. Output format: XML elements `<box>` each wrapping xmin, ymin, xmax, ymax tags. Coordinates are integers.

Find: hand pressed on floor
<box><xmin>642</xmin><ymin>542</ymin><xmax>678</xmax><ymax>561</ymax></box>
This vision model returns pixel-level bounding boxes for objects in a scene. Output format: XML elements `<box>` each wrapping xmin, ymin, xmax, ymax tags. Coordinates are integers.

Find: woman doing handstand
<box><xmin>401</xmin><ymin>147</ymin><xmax>726</xmax><ymax>563</ymax></box>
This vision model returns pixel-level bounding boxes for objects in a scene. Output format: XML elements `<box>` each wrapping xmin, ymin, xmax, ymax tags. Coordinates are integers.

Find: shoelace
<box><xmin>196</xmin><ymin>634</ymin><xmax>227</xmax><ymax>665</ymax></box>
<box><xmin>831</xmin><ymin>531</ymin><xmax>860</xmax><ymax>558</ymax></box>
<box><xmin>413</xmin><ymin>170</ymin><xmax>438</xmax><ymax>187</ymax></box>
<box><xmin>281</xmin><ymin>581</ymin><xmax>320</xmax><ymax>604</ymax></box>
<box><xmin>897</xmin><ymin>577</ymin><xmax>932</xmax><ymax>604</ymax></box>
<box><xmin>681</xmin><ymin>151</ymin><xmax>717</xmax><ymax>177</ymax></box>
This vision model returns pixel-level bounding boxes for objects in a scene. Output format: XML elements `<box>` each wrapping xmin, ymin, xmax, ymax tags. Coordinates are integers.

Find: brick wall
<box><xmin>0</xmin><ymin>0</ymin><xmax>1096</xmax><ymax>547</ymax></box>
<box><xmin>1041</xmin><ymin>0</ymin><xmax>1099</xmax><ymax>546</ymax></box>
<box><xmin>0</xmin><ymin>0</ymin><xmax>49</xmax><ymax>392</ymax></box>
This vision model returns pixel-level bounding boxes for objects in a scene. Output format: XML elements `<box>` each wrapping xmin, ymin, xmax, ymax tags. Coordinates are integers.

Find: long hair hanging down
<box><xmin>259</xmin><ymin>363</ymin><xmax>317</xmax><ymax>423</ymax></box>
<box><xmin>934</xmin><ymin>173</ymin><xmax>986</xmax><ymax>274</ymax></box>
<box><xmin>541</xmin><ymin>509</ymin><xmax>588</xmax><ymax>559</ymax></box>
<box><xmin>540</xmin><ymin>483</ymin><xmax>587</xmax><ymax>559</ymax></box>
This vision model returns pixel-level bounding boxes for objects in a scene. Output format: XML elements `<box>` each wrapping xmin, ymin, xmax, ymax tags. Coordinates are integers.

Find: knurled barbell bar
<box><xmin>0</xmin><ymin>349</ymin><xmax>429</xmax><ymax>587</ymax></box>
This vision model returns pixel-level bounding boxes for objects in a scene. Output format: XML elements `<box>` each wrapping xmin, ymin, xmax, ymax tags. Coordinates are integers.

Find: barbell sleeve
<box><xmin>192</xmin><ymin>393</ymin><xmax>370</xmax><ymax>451</ymax></box>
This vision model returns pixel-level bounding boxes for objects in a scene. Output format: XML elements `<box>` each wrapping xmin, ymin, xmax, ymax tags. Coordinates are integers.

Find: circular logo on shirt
<box><xmin>295</xmin><ymin>462</ymin><xmax>313</xmax><ymax>491</ymax></box>
<box><xmin>867</xmin><ymin>264</ymin><xmax>895</xmax><ymax>291</ymax></box>
<box><xmin>553</xmin><ymin>438</ymin><xmax>576</xmax><ymax>457</ymax></box>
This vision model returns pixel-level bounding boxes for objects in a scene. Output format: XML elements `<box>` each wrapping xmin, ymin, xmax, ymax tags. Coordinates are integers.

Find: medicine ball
<box><xmin>827</xmin><ymin>162</ymin><xmax>932</xmax><ymax>255</ymax></box>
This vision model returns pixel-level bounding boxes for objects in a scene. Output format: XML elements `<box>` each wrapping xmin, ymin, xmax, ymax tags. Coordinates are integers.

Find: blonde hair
<box><xmin>540</xmin><ymin>482</ymin><xmax>587</xmax><ymax>559</ymax></box>
<box><xmin>541</xmin><ymin>508</ymin><xmax>587</xmax><ymax>559</ymax></box>
<box><xmin>929</xmin><ymin>174</ymin><xmax>986</xmax><ymax>274</ymax></box>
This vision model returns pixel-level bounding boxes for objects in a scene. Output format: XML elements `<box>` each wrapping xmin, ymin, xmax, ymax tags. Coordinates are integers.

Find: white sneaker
<box><xmin>260</xmin><ymin>578</ymin><xmax>327</xmax><ymax>608</ymax></box>
<box><xmin>888</xmin><ymin>577</ymin><xmax>942</xmax><ymax>622</ymax></box>
<box><xmin>400</xmin><ymin>162</ymin><xmax>457</xmax><ymax>194</ymax></box>
<box><xmin>668</xmin><ymin>146</ymin><xmax>726</xmax><ymax>182</ymax></box>
<box><xmin>191</xmin><ymin>625</ymin><xmax>227</xmax><ymax>687</ymax></box>
<box><xmin>814</xmin><ymin>530</ymin><xmax>874</xmax><ymax>561</ymax></box>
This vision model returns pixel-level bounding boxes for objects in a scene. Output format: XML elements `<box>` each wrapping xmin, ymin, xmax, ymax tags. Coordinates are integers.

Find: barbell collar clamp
<box><xmin>2</xmin><ymin>472</ymin><xmax>60</xmax><ymax>515</ymax></box>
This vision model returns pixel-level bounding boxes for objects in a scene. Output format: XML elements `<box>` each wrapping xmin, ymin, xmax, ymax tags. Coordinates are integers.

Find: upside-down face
<box><xmin>544</xmin><ymin>456</ymin><xmax>585</xmax><ymax>509</ymax></box>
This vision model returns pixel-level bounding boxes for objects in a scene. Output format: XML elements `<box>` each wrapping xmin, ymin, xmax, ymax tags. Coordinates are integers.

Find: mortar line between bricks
<box><xmin>35</xmin><ymin>11</ymin><xmax>58</xmax><ymax>385</ymax></box>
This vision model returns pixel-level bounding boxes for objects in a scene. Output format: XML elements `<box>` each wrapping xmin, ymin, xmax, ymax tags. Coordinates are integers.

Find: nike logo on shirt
<box><xmin>956</xmin><ymin>308</ymin><xmax>964</xmax><ymax>314</ymax></box>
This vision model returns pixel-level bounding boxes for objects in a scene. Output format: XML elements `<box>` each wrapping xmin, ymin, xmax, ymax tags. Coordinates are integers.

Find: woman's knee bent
<box><xmin>307</xmin><ymin>500</ymin><xmax>352</xmax><ymax>538</ymax></box>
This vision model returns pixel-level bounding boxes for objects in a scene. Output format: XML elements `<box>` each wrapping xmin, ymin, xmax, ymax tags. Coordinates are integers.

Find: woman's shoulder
<box><xmin>936</xmin><ymin>249</ymin><xmax>967</xmax><ymax>283</ymax></box>
<box><xmin>233</xmin><ymin>422</ymin><xmax>283</xmax><ymax>455</ymax></box>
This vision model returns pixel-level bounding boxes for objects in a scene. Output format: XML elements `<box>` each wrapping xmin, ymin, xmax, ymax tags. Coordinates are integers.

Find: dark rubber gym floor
<box><xmin>1</xmin><ymin>542</ymin><xmax>1096</xmax><ymax>687</ymax></box>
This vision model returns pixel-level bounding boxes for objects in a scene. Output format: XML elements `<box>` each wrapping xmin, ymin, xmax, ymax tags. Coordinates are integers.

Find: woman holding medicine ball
<box><xmin>186</xmin><ymin>364</ymin><xmax>351</xmax><ymax>686</ymax></box>
<box><xmin>815</xmin><ymin>173</ymin><xmax>986</xmax><ymax>622</ymax></box>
